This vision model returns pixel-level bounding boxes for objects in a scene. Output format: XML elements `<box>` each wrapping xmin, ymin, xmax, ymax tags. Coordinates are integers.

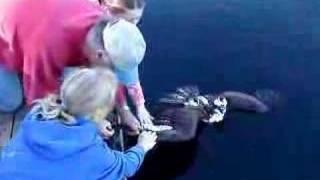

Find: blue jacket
<box><xmin>0</xmin><ymin>111</ymin><xmax>145</xmax><ymax>180</ymax></box>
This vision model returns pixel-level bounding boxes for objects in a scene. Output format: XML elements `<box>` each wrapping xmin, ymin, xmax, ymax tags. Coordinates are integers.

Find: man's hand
<box><xmin>137</xmin><ymin>104</ymin><xmax>154</xmax><ymax>125</ymax></box>
<box><xmin>118</xmin><ymin>106</ymin><xmax>140</xmax><ymax>135</ymax></box>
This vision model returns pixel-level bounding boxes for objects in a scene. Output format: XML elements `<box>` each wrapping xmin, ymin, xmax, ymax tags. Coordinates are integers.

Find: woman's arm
<box><xmin>105</xmin><ymin>145</ymin><xmax>146</xmax><ymax>177</ymax></box>
<box><xmin>101</xmin><ymin>132</ymin><xmax>157</xmax><ymax>178</ymax></box>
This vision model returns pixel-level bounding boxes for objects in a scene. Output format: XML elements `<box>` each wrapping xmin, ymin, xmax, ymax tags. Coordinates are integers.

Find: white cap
<box><xmin>103</xmin><ymin>19</ymin><xmax>146</xmax><ymax>85</ymax></box>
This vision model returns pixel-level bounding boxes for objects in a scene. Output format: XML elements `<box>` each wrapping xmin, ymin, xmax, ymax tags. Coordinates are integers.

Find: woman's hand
<box><xmin>137</xmin><ymin>131</ymin><xmax>158</xmax><ymax>152</ymax></box>
<box><xmin>98</xmin><ymin>120</ymin><xmax>115</xmax><ymax>140</ymax></box>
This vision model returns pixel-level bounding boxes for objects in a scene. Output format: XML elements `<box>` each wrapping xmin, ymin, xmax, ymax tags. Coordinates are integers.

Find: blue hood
<box><xmin>0</xmin><ymin>111</ymin><xmax>146</xmax><ymax>180</ymax></box>
<box><xmin>22</xmin><ymin>115</ymin><xmax>99</xmax><ymax>160</ymax></box>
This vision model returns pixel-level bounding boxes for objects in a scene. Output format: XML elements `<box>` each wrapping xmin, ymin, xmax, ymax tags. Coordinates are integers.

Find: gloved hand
<box><xmin>137</xmin><ymin>104</ymin><xmax>154</xmax><ymax>125</ymax></box>
<box><xmin>137</xmin><ymin>131</ymin><xmax>158</xmax><ymax>152</ymax></box>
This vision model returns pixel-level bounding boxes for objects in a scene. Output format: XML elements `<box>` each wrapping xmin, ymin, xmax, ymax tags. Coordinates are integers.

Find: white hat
<box><xmin>103</xmin><ymin>19</ymin><xmax>146</xmax><ymax>85</ymax></box>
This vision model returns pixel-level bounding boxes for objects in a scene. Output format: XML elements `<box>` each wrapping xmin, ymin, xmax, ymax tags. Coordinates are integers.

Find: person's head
<box><xmin>84</xmin><ymin>18</ymin><xmax>146</xmax><ymax>86</ymax></box>
<box><xmin>35</xmin><ymin>68</ymin><xmax>118</xmax><ymax>124</ymax></box>
<box><xmin>102</xmin><ymin>19</ymin><xmax>146</xmax><ymax>86</ymax></box>
<box><xmin>100</xmin><ymin>0</ymin><xmax>145</xmax><ymax>24</ymax></box>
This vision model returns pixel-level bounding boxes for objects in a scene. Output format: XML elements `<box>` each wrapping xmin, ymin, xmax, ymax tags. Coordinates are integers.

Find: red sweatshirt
<box><xmin>0</xmin><ymin>0</ymin><xmax>103</xmax><ymax>105</ymax></box>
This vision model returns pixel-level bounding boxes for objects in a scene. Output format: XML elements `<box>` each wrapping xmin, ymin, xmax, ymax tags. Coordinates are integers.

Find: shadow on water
<box><xmin>132</xmin><ymin>124</ymin><xmax>206</xmax><ymax>180</ymax></box>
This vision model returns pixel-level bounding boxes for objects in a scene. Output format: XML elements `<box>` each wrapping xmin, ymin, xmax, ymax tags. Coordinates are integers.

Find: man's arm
<box><xmin>127</xmin><ymin>82</ymin><xmax>145</xmax><ymax>107</ymax></box>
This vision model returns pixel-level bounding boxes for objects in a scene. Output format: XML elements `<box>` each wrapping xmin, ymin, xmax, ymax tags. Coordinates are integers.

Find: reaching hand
<box><xmin>118</xmin><ymin>107</ymin><xmax>140</xmax><ymax>135</ymax></box>
<box><xmin>98</xmin><ymin>120</ymin><xmax>115</xmax><ymax>140</ymax></box>
<box><xmin>137</xmin><ymin>104</ymin><xmax>154</xmax><ymax>125</ymax></box>
<box><xmin>137</xmin><ymin>131</ymin><xmax>158</xmax><ymax>152</ymax></box>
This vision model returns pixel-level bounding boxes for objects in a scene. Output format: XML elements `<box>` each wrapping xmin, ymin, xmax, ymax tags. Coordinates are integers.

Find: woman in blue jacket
<box><xmin>0</xmin><ymin>68</ymin><xmax>157</xmax><ymax>180</ymax></box>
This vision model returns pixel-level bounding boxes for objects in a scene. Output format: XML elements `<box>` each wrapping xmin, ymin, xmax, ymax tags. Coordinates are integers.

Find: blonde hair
<box><xmin>34</xmin><ymin>68</ymin><xmax>118</xmax><ymax>124</ymax></box>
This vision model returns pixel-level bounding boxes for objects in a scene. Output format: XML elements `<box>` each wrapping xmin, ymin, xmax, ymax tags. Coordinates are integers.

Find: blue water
<box><xmin>138</xmin><ymin>0</ymin><xmax>320</xmax><ymax>179</ymax></box>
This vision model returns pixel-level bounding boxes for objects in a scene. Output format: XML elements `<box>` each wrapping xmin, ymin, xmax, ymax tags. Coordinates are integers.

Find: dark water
<box><xmin>137</xmin><ymin>0</ymin><xmax>320</xmax><ymax>179</ymax></box>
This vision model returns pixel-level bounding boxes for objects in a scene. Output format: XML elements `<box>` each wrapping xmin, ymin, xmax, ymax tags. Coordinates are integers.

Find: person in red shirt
<box><xmin>0</xmin><ymin>0</ymin><xmax>148</xmax><ymax>135</ymax></box>
<box><xmin>100</xmin><ymin>0</ymin><xmax>155</xmax><ymax>132</ymax></box>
